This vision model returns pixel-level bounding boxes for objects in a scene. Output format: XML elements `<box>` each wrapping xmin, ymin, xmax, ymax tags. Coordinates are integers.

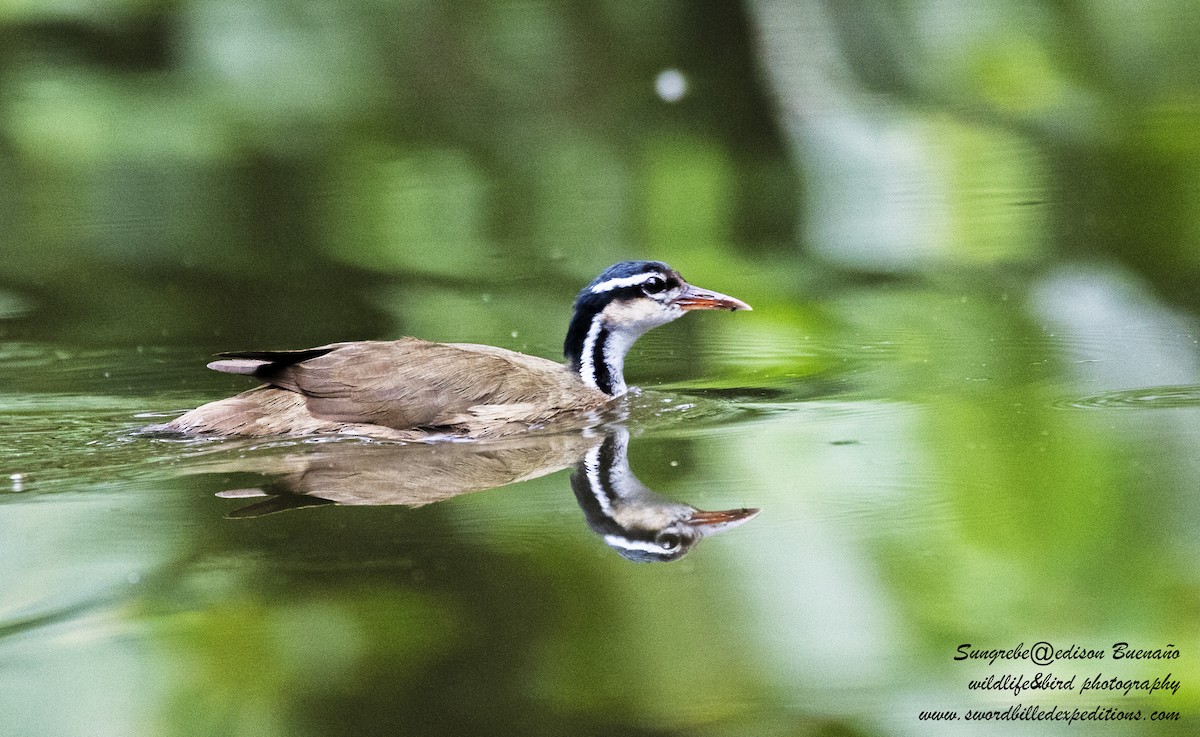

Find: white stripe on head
<box><xmin>603</xmin><ymin>535</ymin><xmax>671</xmax><ymax>556</ymax></box>
<box><xmin>589</xmin><ymin>272</ymin><xmax>661</xmax><ymax>294</ymax></box>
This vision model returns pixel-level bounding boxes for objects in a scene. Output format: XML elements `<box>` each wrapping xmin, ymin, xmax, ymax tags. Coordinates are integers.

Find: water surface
<box><xmin>3</xmin><ymin>269</ymin><xmax>1196</xmax><ymax>736</ymax></box>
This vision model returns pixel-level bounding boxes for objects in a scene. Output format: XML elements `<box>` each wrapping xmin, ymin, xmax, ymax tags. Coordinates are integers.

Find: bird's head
<box><xmin>564</xmin><ymin>261</ymin><xmax>751</xmax><ymax>395</ymax></box>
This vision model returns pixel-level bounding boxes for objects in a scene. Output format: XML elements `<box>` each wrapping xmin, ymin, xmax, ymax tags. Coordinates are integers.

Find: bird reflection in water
<box><xmin>570</xmin><ymin>428</ymin><xmax>757</xmax><ymax>562</ymax></box>
<box><xmin>196</xmin><ymin>426</ymin><xmax>758</xmax><ymax>563</ymax></box>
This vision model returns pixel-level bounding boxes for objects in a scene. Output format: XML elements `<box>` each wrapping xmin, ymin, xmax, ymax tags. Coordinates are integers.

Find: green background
<box><xmin>1</xmin><ymin>1</ymin><xmax>1198</xmax><ymax>735</ymax></box>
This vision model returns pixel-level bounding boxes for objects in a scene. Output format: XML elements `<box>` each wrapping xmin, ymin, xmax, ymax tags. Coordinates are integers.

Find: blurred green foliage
<box><xmin>0</xmin><ymin>0</ymin><xmax>793</xmax><ymax>346</ymax></box>
<box><xmin>3</xmin><ymin>0</ymin><xmax>1198</xmax><ymax>341</ymax></box>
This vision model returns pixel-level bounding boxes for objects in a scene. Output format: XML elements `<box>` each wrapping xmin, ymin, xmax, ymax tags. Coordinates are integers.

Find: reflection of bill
<box><xmin>183</xmin><ymin>425</ymin><xmax>758</xmax><ymax>563</ymax></box>
<box><xmin>571</xmin><ymin>427</ymin><xmax>757</xmax><ymax>562</ymax></box>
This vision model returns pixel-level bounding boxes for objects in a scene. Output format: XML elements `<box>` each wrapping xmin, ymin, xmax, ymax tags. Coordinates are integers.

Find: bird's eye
<box><xmin>657</xmin><ymin>532</ymin><xmax>682</xmax><ymax>551</ymax></box>
<box><xmin>642</xmin><ymin>276</ymin><xmax>669</xmax><ymax>295</ymax></box>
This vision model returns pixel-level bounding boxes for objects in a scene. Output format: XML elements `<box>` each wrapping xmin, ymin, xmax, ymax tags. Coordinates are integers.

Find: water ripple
<box><xmin>1055</xmin><ymin>385</ymin><xmax>1200</xmax><ymax>409</ymax></box>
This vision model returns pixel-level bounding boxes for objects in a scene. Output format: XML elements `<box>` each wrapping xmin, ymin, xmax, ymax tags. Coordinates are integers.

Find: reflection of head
<box><xmin>571</xmin><ymin>429</ymin><xmax>758</xmax><ymax>563</ymax></box>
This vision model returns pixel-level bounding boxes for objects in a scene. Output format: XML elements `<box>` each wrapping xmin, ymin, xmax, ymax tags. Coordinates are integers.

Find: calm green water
<box><xmin>4</xmin><ymin>0</ymin><xmax>1200</xmax><ymax>734</ymax></box>
<box><xmin>2</xmin><ymin>267</ymin><xmax>1198</xmax><ymax>736</ymax></box>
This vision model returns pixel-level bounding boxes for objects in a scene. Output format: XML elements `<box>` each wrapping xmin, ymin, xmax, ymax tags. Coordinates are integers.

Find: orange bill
<box><xmin>686</xmin><ymin>507</ymin><xmax>761</xmax><ymax>536</ymax></box>
<box><xmin>674</xmin><ymin>284</ymin><xmax>752</xmax><ymax>311</ymax></box>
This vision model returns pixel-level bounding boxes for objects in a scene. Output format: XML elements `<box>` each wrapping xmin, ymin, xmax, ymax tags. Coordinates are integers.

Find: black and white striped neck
<box><xmin>563</xmin><ymin>261</ymin><xmax>685</xmax><ymax>396</ymax></box>
<box><xmin>570</xmin><ymin>429</ymin><xmax>693</xmax><ymax>563</ymax></box>
<box><xmin>565</xmin><ymin>309</ymin><xmax>634</xmax><ymax>396</ymax></box>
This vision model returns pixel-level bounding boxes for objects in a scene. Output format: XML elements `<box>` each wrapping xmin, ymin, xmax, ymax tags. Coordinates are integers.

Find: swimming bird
<box><xmin>161</xmin><ymin>261</ymin><xmax>750</xmax><ymax>439</ymax></box>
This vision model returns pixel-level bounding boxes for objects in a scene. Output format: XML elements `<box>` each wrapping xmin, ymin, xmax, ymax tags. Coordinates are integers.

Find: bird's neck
<box><xmin>577</xmin><ymin>430</ymin><xmax>664</xmax><ymax>511</ymax></box>
<box><xmin>564</xmin><ymin>308</ymin><xmax>636</xmax><ymax>396</ymax></box>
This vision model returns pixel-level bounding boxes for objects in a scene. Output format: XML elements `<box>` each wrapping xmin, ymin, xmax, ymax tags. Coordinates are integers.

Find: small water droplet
<box><xmin>655</xmin><ymin>68</ymin><xmax>688</xmax><ymax>103</ymax></box>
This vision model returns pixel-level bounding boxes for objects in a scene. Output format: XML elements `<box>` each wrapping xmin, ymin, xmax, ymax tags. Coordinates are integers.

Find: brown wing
<box><xmin>212</xmin><ymin>339</ymin><xmax>604</xmax><ymax>431</ymax></box>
